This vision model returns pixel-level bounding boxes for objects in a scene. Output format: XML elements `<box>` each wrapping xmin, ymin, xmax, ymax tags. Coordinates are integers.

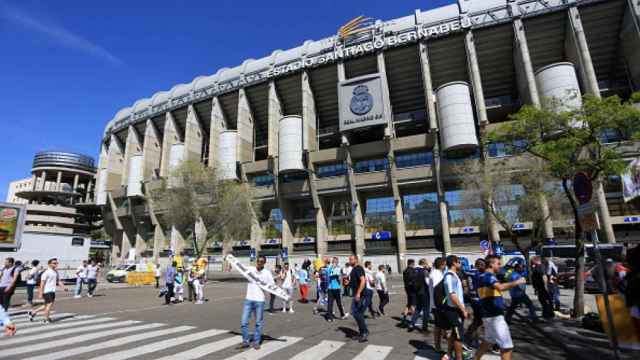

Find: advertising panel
<box><xmin>338</xmin><ymin>74</ymin><xmax>388</xmax><ymax>132</ymax></box>
<box><xmin>0</xmin><ymin>202</ymin><xmax>26</xmax><ymax>250</ymax></box>
<box><xmin>622</xmin><ymin>158</ymin><xmax>640</xmax><ymax>202</ymax></box>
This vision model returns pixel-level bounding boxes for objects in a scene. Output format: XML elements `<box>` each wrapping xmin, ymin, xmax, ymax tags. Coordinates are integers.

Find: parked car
<box><xmin>106</xmin><ymin>264</ymin><xmax>136</xmax><ymax>283</ymax></box>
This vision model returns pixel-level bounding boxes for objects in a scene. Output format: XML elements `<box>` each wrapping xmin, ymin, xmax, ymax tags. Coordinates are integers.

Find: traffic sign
<box><xmin>480</xmin><ymin>240</ymin><xmax>490</xmax><ymax>251</ymax></box>
<box><xmin>371</xmin><ymin>231</ymin><xmax>391</xmax><ymax>240</ymax></box>
<box><xmin>573</xmin><ymin>172</ymin><xmax>593</xmax><ymax>204</ymax></box>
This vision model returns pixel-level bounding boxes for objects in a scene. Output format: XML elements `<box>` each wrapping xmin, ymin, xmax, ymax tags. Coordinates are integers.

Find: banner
<box><xmin>0</xmin><ymin>202</ymin><xmax>26</xmax><ymax>250</ymax></box>
<box><xmin>622</xmin><ymin>158</ymin><xmax>640</xmax><ymax>202</ymax></box>
<box><xmin>225</xmin><ymin>254</ymin><xmax>290</xmax><ymax>301</ymax></box>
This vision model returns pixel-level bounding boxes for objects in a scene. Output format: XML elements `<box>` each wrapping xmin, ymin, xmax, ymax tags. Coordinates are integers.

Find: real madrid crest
<box><xmin>350</xmin><ymin>85</ymin><xmax>374</xmax><ymax>115</ymax></box>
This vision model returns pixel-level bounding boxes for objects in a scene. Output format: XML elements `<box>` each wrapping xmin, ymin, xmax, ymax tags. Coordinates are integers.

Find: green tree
<box><xmin>489</xmin><ymin>93</ymin><xmax>640</xmax><ymax>317</ymax></box>
<box><xmin>148</xmin><ymin>160</ymin><xmax>255</xmax><ymax>257</ymax></box>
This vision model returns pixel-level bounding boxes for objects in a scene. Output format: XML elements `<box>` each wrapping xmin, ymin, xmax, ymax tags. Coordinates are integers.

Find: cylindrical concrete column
<box><xmin>39</xmin><ymin>171</ymin><xmax>46</xmax><ymax>191</ymax></box>
<box><xmin>55</xmin><ymin>171</ymin><xmax>62</xmax><ymax>191</ymax></box>
<box><xmin>72</xmin><ymin>174</ymin><xmax>79</xmax><ymax>192</ymax></box>
<box><xmin>596</xmin><ymin>181</ymin><xmax>615</xmax><ymax>243</ymax></box>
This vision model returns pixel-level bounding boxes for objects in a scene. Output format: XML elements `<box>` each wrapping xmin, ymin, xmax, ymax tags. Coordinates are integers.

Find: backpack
<box><xmin>413</xmin><ymin>267</ymin><xmax>426</xmax><ymax>293</ymax></box>
<box><xmin>433</xmin><ymin>272</ymin><xmax>455</xmax><ymax>310</ymax></box>
<box><xmin>35</xmin><ymin>270</ymin><xmax>45</xmax><ymax>286</ymax></box>
<box><xmin>403</xmin><ymin>267</ymin><xmax>416</xmax><ymax>289</ymax></box>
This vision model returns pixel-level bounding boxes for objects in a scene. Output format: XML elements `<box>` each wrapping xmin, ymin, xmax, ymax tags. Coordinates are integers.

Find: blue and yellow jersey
<box><xmin>478</xmin><ymin>272</ymin><xmax>505</xmax><ymax>318</ymax></box>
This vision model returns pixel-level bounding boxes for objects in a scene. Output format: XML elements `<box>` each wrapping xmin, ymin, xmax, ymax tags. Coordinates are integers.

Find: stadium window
<box><xmin>354</xmin><ymin>158</ymin><xmax>388</xmax><ymax>173</ymax></box>
<box><xmin>316</xmin><ymin>162</ymin><xmax>347</xmax><ymax>178</ymax></box>
<box><xmin>600</xmin><ymin>129</ymin><xmax>625</xmax><ymax>144</ymax></box>
<box><xmin>395</xmin><ymin>151</ymin><xmax>433</xmax><ymax>168</ymax></box>
<box><xmin>487</xmin><ymin>140</ymin><xmax>527</xmax><ymax>158</ymax></box>
<box><xmin>253</xmin><ymin>174</ymin><xmax>275</xmax><ymax>187</ymax></box>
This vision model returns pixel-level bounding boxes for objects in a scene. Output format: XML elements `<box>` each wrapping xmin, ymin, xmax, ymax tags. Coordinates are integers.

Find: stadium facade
<box><xmin>97</xmin><ymin>0</ymin><xmax>640</xmax><ymax>270</ymax></box>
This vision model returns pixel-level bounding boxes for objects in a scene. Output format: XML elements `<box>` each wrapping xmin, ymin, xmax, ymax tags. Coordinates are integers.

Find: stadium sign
<box><xmin>108</xmin><ymin>18</ymin><xmax>472</xmax><ymax>134</ymax></box>
<box><xmin>339</xmin><ymin>74</ymin><xmax>387</xmax><ymax>131</ymax></box>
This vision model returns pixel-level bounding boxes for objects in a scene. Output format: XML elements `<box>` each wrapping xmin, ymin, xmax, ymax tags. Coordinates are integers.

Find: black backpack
<box><xmin>403</xmin><ymin>267</ymin><xmax>416</xmax><ymax>289</ymax></box>
<box><xmin>433</xmin><ymin>272</ymin><xmax>454</xmax><ymax>310</ymax></box>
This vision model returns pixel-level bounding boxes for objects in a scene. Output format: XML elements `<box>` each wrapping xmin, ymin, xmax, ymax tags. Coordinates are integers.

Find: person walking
<box><xmin>269</xmin><ymin>264</ymin><xmax>282</xmax><ymax>313</ymax></box>
<box><xmin>464</xmin><ymin>258</ymin><xmax>486</xmax><ymax>347</ymax></box>
<box><xmin>474</xmin><ymin>255</ymin><xmax>527</xmax><ymax>360</ymax></box>
<box><xmin>187</xmin><ymin>260</ymin><xmax>196</xmax><ymax>302</ymax></box>
<box><xmin>402</xmin><ymin>259</ymin><xmax>417</xmax><ymax>327</ymax></box>
<box><xmin>531</xmin><ymin>256</ymin><xmax>554</xmax><ymax>319</ymax></box>
<box><xmin>429</xmin><ymin>257</ymin><xmax>446</xmax><ymax>353</ymax></box>
<box><xmin>29</xmin><ymin>258</ymin><xmax>67</xmax><ymax>323</ymax></box>
<box><xmin>326</xmin><ymin>257</ymin><xmax>347</xmax><ymax>322</ymax></box>
<box><xmin>25</xmin><ymin>260</ymin><xmax>41</xmax><ymax>306</ymax></box>
<box><xmin>175</xmin><ymin>267</ymin><xmax>185</xmax><ymax>303</ymax></box>
<box><xmin>409</xmin><ymin>258</ymin><xmax>429</xmax><ymax>332</ymax></box>
<box><xmin>164</xmin><ymin>261</ymin><xmax>177</xmax><ymax>305</ymax></box>
<box><xmin>298</xmin><ymin>266</ymin><xmax>310</xmax><ymax>303</ymax></box>
<box><xmin>441</xmin><ymin>255</ymin><xmax>468</xmax><ymax>360</ymax></box>
<box><xmin>543</xmin><ymin>257</ymin><xmax>561</xmax><ymax>311</ymax></box>
<box><xmin>342</xmin><ymin>263</ymin><xmax>352</xmax><ymax>297</ymax></box>
<box><xmin>85</xmin><ymin>259</ymin><xmax>100</xmax><ymax>297</ymax></box>
<box><xmin>348</xmin><ymin>255</ymin><xmax>369</xmax><ymax>342</ymax></box>
<box><xmin>237</xmin><ymin>255</ymin><xmax>274</xmax><ymax>350</ymax></box>
<box><xmin>364</xmin><ymin>261</ymin><xmax>379</xmax><ymax>318</ymax></box>
<box><xmin>74</xmin><ymin>260</ymin><xmax>88</xmax><ymax>299</ymax></box>
<box><xmin>313</xmin><ymin>258</ymin><xmax>329</xmax><ymax>315</ymax></box>
<box><xmin>1</xmin><ymin>304</ymin><xmax>16</xmax><ymax>336</ymax></box>
<box><xmin>0</xmin><ymin>257</ymin><xmax>22</xmax><ymax>311</ymax></box>
<box><xmin>375</xmin><ymin>265</ymin><xmax>389</xmax><ymax>315</ymax></box>
<box><xmin>154</xmin><ymin>263</ymin><xmax>161</xmax><ymax>289</ymax></box>
<box><xmin>280</xmin><ymin>263</ymin><xmax>296</xmax><ymax>312</ymax></box>
<box><xmin>505</xmin><ymin>261</ymin><xmax>538</xmax><ymax>324</ymax></box>
<box><xmin>193</xmin><ymin>257</ymin><xmax>207</xmax><ymax>304</ymax></box>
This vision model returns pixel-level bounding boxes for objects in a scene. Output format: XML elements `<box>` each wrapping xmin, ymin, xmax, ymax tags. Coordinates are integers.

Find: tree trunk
<box><xmin>562</xmin><ymin>178</ymin><xmax>585</xmax><ymax>318</ymax></box>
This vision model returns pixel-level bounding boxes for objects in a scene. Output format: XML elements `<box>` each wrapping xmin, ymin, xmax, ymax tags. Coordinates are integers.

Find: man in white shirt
<box><xmin>428</xmin><ymin>257</ymin><xmax>446</xmax><ymax>353</ymax></box>
<box><xmin>85</xmin><ymin>260</ymin><xmax>100</xmax><ymax>297</ymax></box>
<box><xmin>279</xmin><ymin>262</ymin><xmax>296</xmax><ymax>313</ymax></box>
<box><xmin>375</xmin><ymin>265</ymin><xmax>389</xmax><ymax>315</ymax></box>
<box><xmin>238</xmin><ymin>255</ymin><xmax>274</xmax><ymax>350</ymax></box>
<box><xmin>29</xmin><ymin>258</ymin><xmax>66</xmax><ymax>323</ymax></box>
<box><xmin>74</xmin><ymin>260</ymin><xmax>87</xmax><ymax>298</ymax></box>
<box><xmin>364</xmin><ymin>261</ymin><xmax>379</xmax><ymax>318</ymax></box>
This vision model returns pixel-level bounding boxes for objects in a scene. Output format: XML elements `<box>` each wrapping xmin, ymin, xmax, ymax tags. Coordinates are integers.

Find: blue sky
<box><xmin>0</xmin><ymin>0</ymin><xmax>455</xmax><ymax>200</ymax></box>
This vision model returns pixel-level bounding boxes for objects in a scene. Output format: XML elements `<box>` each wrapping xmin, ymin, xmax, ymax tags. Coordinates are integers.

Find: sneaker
<box><xmin>358</xmin><ymin>333</ymin><xmax>368</xmax><ymax>343</ymax></box>
<box><xmin>73</xmin><ymin>295</ymin><xmax>81</xmax><ymax>299</ymax></box>
<box><xmin>289</xmin><ymin>309</ymin><xmax>295</xmax><ymax>314</ymax></box>
<box><xmin>88</xmin><ymin>294</ymin><xmax>94</xmax><ymax>298</ymax></box>
<box><xmin>282</xmin><ymin>308</ymin><xmax>287</xmax><ymax>313</ymax></box>
<box><xmin>327</xmin><ymin>318</ymin><xmax>334</xmax><ymax>323</ymax></box>
<box><xmin>491</xmin><ymin>345</ymin><xmax>500</xmax><ymax>355</ymax></box>
<box><xmin>235</xmin><ymin>343</ymin><xmax>250</xmax><ymax>350</ymax></box>
<box><xmin>42</xmin><ymin>318</ymin><xmax>51</xmax><ymax>324</ymax></box>
<box><xmin>313</xmin><ymin>308</ymin><xmax>318</xmax><ymax>315</ymax></box>
<box><xmin>253</xmin><ymin>342</ymin><xmax>261</xmax><ymax>350</ymax></box>
<box><xmin>341</xmin><ymin>313</ymin><xmax>349</xmax><ymax>320</ymax></box>
<box><xmin>28</xmin><ymin>311</ymin><xmax>34</xmax><ymax>322</ymax></box>
<box><xmin>462</xmin><ymin>343</ymin><xmax>473</xmax><ymax>352</ymax></box>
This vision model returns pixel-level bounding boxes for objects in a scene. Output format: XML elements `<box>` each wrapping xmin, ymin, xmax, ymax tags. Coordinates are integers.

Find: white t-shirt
<box><xmin>26</xmin><ymin>267</ymin><xmax>39</xmax><ymax>285</ymax></box>
<box><xmin>428</xmin><ymin>268</ymin><xmax>444</xmax><ymax>310</ymax></box>
<box><xmin>375</xmin><ymin>271</ymin><xmax>386</xmax><ymax>292</ymax></box>
<box><xmin>282</xmin><ymin>268</ymin><xmax>295</xmax><ymax>289</ymax></box>
<box><xmin>443</xmin><ymin>269</ymin><xmax>464</xmax><ymax>308</ymax></box>
<box><xmin>76</xmin><ymin>265</ymin><xmax>87</xmax><ymax>279</ymax></box>
<box><xmin>86</xmin><ymin>265</ymin><xmax>99</xmax><ymax>279</ymax></box>
<box><xmin>245</xmin><ymin>267</ymin><xmax>274</xmax><ymax>302</ymax></box>
<box><xmin>365</xmin><ymin>269</ymin><xmax>375</xmax><ymax>290</ymax></box>
<box><xmin>41</xmin><ymin>268</ymin><xmax>59</xmax><ymax>294</ymax></box>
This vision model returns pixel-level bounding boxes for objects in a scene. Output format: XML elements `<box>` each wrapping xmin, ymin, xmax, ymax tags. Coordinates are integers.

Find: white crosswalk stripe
<box><xmin>353</xmin><ymin>344</ymin><xmax>393</xmax><ymax>360</ymax></box>
<box><xmin>17</xmin><ymin>315</ymin><xmax>96</xmax><ymax>329</ymax></box>
<box><xmin>289</xmin><ymin>340</ymin><xmax>345</xmax><ymax>360</ymax></box>
<box><xmin>224</xmin><ymin>336</ymin><xmax>303</xmax><ymax>360</ymax></box>
<box><xmin>0</xmin><ymin>318</ymin><xmax>127</xmax><ymax>346</ymax></box>
<box><xmin>3</xmin><ymin>322</ymin><xmax>161</xmax><ymax>357</ymax></box>
<box><xmin>11</xmin><ymin>312</ymin><xmax>76</xmax><ymax>324</ymax></box>
<box><xmin>90</xmin><ymin>328</ymin><xmax>228</xmax><ymax>360</ymax></box>
<box><xmin>14</xmin><ymin>316</ymin><xmax>110</xmax><ymax>334</ymax></box>
<box><xmin>154</xmin><ymin>335</ymin><xmax>243</xmax><ymax>360</ymax></box>
<box><xmin>23</xmin><ymin>325</ymin><xmax>195</xmax><ymax>360</ymax></box>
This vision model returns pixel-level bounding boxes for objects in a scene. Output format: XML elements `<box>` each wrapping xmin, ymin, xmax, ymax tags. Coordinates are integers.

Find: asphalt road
<box><xmin>2</xmin><ymin>279</ymin><xmax>571</xmax><ymax>360</ymax></box>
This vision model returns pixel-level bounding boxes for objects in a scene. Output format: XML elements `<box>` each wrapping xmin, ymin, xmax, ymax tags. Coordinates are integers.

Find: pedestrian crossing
<box><xmin>3</xmin><ymin>312</ymin><xmax>500</xmax><ymax>359</ymax></box>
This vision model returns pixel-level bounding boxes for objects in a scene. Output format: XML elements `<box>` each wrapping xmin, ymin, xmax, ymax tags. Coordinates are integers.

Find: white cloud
<box><xmin>2</xmin><ymin>5</ymin><xmax>123</xmax><ymax>65</ymax></box>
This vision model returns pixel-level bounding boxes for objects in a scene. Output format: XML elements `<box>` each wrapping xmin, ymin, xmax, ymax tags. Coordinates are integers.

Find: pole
<box><xmin>591</xmin><ymin>230</ymin><xmax>620</xmax><ymax>360</ymax></box>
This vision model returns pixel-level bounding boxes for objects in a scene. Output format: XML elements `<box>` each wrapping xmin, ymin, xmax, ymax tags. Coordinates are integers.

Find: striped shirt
<box><xmin>478</xmin><ymin>272</ymin><xmax>505</xmax><ymax>318</ymax></box>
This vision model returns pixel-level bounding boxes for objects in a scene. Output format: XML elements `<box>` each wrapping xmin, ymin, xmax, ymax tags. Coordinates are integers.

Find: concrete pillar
<box><xmin>209</xmin><ymin>97</ymin><xmax>227</xmax><ymax>169</ymax></box>
<box><xmin>277</xmin><ymin>194</ymin><xmax>295</xmax><ymax>256</ymax></box>
<box><xmin>106</xmin><ymin>134</ymin><xmax>125</xmax><ymax>192</ymax></box>
<box><xmin>377</xmin><ymin>51</ymin><xmax>395</xmax><ymax>135</ymax></box>
<box><xmin>194</xmin><ymin>217</ymin><xmax>208</xmax><ymax>255</ymax></box>
<box><xmin>30</xmin><ymin>174</ymin><xmax>37</xmax><ymax>191</ymax></box>
<box><xmin>85</xmin><ymin>181</ymin><xmax>93</xmax><ymax>203</ymax></box>
<box><xmin>417</xmin><ymin>40</ymin><xmax>452</xmax><ymax>255</ymax></box>
<box><xmin>250</xmin><ymin>206</ymin><xmax>264</xmax><ymax>254</ymax></box>
<box><xmin>39</xmin><ymin>171</ymin><xmax>46</xmax><ymax>191</ymax></box>
<box><xmin>55</xmin><ymin>171</ymin><xmax>62</xmax><ymax>191</ymax></box>
<box><xmin>302</xmin><ymin>71</ymin><xmax>318</xmax><ymax>151</ymax></box>
<box><xmin>465</xmin><ymin>31</ymin><xmax>488</xmax><ymax>125</ymax></box>
<box><xmin>152</xmin><ymin>224</ymin><xmax>164</xmax><ymax>262</ymax></box>
<box><xmin>385</xmin><ymin>138</ymin><xmax>406</xmax><ymax>271</ymax></box>
<box><xmin>307</xmin><ymin>160</ymin><xmax>328</xmax><ymax>257</ymax></box>
<box><xmin>170</xmin><ymin>226</ymin><xmax>186</xmax><ymax>255</ymax></box>
<box><xmin>184</xmin><ymin>104</ymin><xmax>204</xmax><ymax>162</ymax></box>
<box><xmin>72</xmin><ymin>174</ymin><xmax>79</xmax><ymax>192</ymax></box>
<box><xmin>513</xmin><ymin>18</ymin><xmax>541</xmax><ymax>107</ymax></box>
<box><xmin>135</xmin><ymin>233</ymin><xmax>147</xmax><ymax>261</ymax></box>
<box><xmin>237</xmin><ymin>89</ymin><xmax>254</xmax><ymax>163</ymax></box>
<box><xmin>159</xmin><ymin>112</ymin><xmax>180</xmax><ymax>178</ymax></box>
<box><xmin>120</xmin><ymin>231</ymin><xmax>133</xmax><ymax>262</ymax></box>
<box><xmin>567</xmin><ymin>6</ymin><xmax>615</xmax><ymax>243</ymax></box>
<box><xmin>268</xmin><ymin>81</ymin><xmax>281</xmax><ymax>158</ymax></box>
<box><xmin>141</xmin><ymin>119</ymin><xmax>162</xmax><ymax>181</ymax></box>
<box><xmin>121</xmin><ymin>125</ymin><xmax>142</xmax><ymax>187</ymax></box>
<box><xmin>621</xmin><ymin>0</ymin><xmax>640</xmax><ymax>90</ymax></box>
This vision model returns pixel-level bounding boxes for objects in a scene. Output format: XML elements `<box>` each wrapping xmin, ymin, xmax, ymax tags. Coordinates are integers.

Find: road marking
<box><xmin>15</xmin><ymin>316</ymin><xmax>108</xmax><ymax>334</ymax></box>
<box><xmin>11</xmin><ymin>312</ymin><xmax>75</xmax><ymax>324</ymax></box>
<box><xmin>353</xmin><ymin>345</ymin><xmax>393</xmax><ymax>360</ymax></box>
<box><xmin>155</xmin><ymin>335</ymin><xmax>243</xmax><ymax>360</ymax></box>
<box><xmin>289</xmin><ymin>340</ymin><xmax>345</xmax><ymax>360</ymax></box>
<box><xmin>17</xmin><ymin>314</ymin><xmax>95</xmax><ymax>329</ymax></box>
<box><xmin>3</xmin><ymin>322</ymin><xmax>159</xmax><ymax>357</ymax></box>
<box><xmin>224</xmin><ymin>336</ymin><xmax>302</xmax><ymax>360</ymax></box>
<box><xmin>90</xmin><ymin>328</ymin><xmax>228</xmax><ymax>360</ymax></box>
<box><xmin>0</xmin><ymin>319</ymin><xmax>129</xmax><ymax>346</ymax></box>
<box><xmin>23</xmin><ymin>325</ymin><xmax>194</xmax><ymax>360</ymax></box>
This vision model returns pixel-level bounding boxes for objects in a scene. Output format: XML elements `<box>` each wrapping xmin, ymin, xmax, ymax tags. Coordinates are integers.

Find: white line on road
<box><xmin>10</xmin><ymin>312</ymin><xmax>75</xmax><ymax>324</ymax></box>
<box><xmin>353</xmin><ymin>345</ymin><xmax>393</xmax><ymax>360</ymax></box>
<box><xmin>13</xmin><ymin>316</ymin><xmax>109</xmax><ymax>334</ymax></box>
<box><xmin>3</xmin><ymin>322</ymin><xmax>159</xmax><ymax>357</ymax></box>
<box><xmin>155</xmin><ymin>335</ymin><xmax>243</xmax><ymax>360</ymax></box>
<box><xmin>289</xmin><ymin>340</ymin><xmax>345</xmax><ymax>360</ymax></box>
<box><xmin>23</xmin><ymin>325</ymin><xmax>194</xmax><ymax>360</ymax></box>
<box><xmin>16</xmin><ymin>315</ymin><xmax>95</xmax><ymax>329</ymax></box>
<box><xmin>0</xmin><ymin>318</ymin><xmax>128</xmax><ymax>346</ymax></box>
<box><xmin>90</xmin><ymin>328</ymin><xmax>228</xmax><ymax>360</ymax></box>
<box><xmin>224</xmin><ymin>336</ymin><xmax>302</xmax><ymax>360</ymax></box>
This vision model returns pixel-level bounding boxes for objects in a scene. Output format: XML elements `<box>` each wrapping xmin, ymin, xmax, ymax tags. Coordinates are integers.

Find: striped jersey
<box><xmin>478</xmin><ymin>272</ymin><xmax>505</xmax><ymax>318</ymax></box>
